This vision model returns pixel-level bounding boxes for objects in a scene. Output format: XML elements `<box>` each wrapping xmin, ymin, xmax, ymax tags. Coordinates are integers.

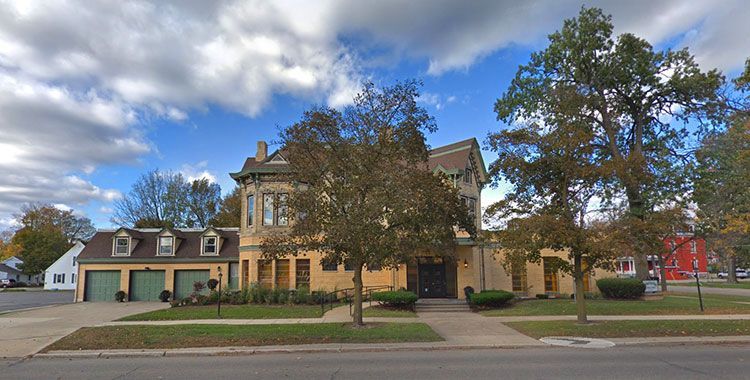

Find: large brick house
<box><xmin>231</xmin><ymin>138</ymin><xmax>604</xmax><ymax>299</ymax></box>
<box><xmin>616</xmin><ymin>234</ymin><xmax>708</xmax><ymax>280</ymax></box>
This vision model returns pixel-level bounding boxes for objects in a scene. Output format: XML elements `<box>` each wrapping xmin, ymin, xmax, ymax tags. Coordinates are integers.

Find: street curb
<box><xmin>0</xmin><ymin>304</ymin><xmax>63</xmax><ymax>316</ymax></box>
<box><xmin>31</xmin><ymin>336</ymin><xmax>750</xmax><ymax>359</ymax></box>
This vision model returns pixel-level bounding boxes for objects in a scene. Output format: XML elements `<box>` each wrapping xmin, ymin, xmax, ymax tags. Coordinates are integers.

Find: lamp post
<box><xmin>217</xmin><ymin>266</ymin><xmax>223</xmax><ymax>319</ymax></box>
<box><xmin>693</xmin><ymin>259</ymin><xmax>704</xmax><ymax>312</ymax></box>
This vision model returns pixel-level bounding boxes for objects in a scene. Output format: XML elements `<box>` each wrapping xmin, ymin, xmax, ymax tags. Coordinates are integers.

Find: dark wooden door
<box><xmin>419</xmin><ymin>264</ymin><xmax>447</xmax><ymax>298</ymax></box>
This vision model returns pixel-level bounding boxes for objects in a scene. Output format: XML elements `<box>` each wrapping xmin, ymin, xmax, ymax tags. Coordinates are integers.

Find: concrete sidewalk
<box><xmin>418</xmin><ymin>311</ymin><xmax>543</xmax><ymax>346</ymax></box>
<box><xmin>489</xmin><ymin>314</ymin><xmax>750</xmax><ymax>322</ymax></box>
<box><xmin>670</xmin><ymin>286</ymin><xmax>750</xmax><ymax>297</ymax></box>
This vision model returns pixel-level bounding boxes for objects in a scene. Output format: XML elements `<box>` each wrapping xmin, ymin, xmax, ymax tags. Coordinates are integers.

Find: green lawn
<box><xmin>480</xmin><ymin>295</ymin><xmax>750</xmax><ymax>317</ymax></box>
<box><xmin>668</xmin><ymin>281</ymin><xmax>750</xmax><ymax>289</ymax></box>
<box><xmin>506</xmin><ymin>320</ymin><xmax>750</xmax><ymax>339</ymax></box>
<box><xmin>118</xmin><ymin>304</ymin><xmax>323</xmax><ymax>321</ymax></box>
<box><xmin>45</xmin><ymin>323</ymin><xmax>442</xmax><ymax>351</ymax></box>
<box><xmin>363</xmin><ymin>306</ymin><xmax>417</xmax><ymax>318</ymax></box>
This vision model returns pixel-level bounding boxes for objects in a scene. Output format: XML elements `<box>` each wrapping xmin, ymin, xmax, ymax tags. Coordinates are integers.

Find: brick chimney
<box><xmin>256</xmin><ymin>141</ymin><xmax>267</xmax><ymax>162</ymax></box>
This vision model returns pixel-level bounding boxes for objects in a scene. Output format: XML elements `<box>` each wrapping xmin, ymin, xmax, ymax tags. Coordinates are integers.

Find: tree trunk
<box><xmin>659</xmin><ymin>256</ymin><xmax>669</xmax><ymax>293</ymax></box>
<box><xmin>625</xmin><ymin>185</ymin><xmax>651</xmax><ymax>280</ymax></box>
<box><xmin>727</xmin><ymin>255</ymin><xmax>738</xmax><ymax>284</ymax></box>
<box><xmin>352</xmin><ymin>264</ymin><xmax>364</xmax><ymax>326</ymax></box>
<box><xmin>573</xmin><ymin>255</ymin><xmax>588</xmax><ymax>324</ymax></box>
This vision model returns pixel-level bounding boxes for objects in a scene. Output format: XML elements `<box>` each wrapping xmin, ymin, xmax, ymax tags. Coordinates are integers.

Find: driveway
<box><xmin>0</xmin><ymin>302</ymin><xmax>168</xmax><ymax>358</ymax></box>
<box><xmin>0</xmin><ymin>290</ymin><xmax>74</xmax><ymax>313</ymax></box>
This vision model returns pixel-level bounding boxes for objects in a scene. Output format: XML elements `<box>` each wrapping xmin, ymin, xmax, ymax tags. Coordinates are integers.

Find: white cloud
<box><xmin>180</xmin><ymin>161</ymin><xmax>217</xmax><ymax>184</ymax></box>
<box><xmin>418</xmin><ymin>92</ymin><xmax>456</xmax><ymax>111</ymax></box>
<box><xmin>0</xmin><ymin>0</ymin><xmax>747</xmax><ymax>226</ymax></box>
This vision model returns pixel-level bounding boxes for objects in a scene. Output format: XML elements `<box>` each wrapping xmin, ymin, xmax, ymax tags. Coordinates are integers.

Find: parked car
<box><xmin>1</xmin><ymin>279</ymin><xmax>16</xmax><ymax>288</ymax></box>
<box><xmin>717</xmin><ymin>269</ymin><xmax>749</xmax><ymax>279</ymax></box>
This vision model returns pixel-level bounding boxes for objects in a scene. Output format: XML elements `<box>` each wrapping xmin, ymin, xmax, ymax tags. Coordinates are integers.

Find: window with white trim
<box><xmin>159</xmin><ymin>236</ymin><xmax>174</xmax><ymax>255</ymax></box>
<box><xmin>203</xmin><ymin>236</ymin><xmax>217</xmax><ymax>255</ymax></box>
<box><xmin>114</xmin><ymin>237</ymin><xmax>129</xmax><ymax>255</ymax></box>
<box><xmin>691</xmin><ymin>240</ymin><xmax>697</xmax><ymax>254</ymax></box>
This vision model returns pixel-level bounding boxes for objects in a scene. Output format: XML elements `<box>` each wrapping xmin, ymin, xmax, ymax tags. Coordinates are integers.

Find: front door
<box><xmin>419</xmin><ymin>263</ymin><xmax>447</xmax><ymax>298</ymax></box>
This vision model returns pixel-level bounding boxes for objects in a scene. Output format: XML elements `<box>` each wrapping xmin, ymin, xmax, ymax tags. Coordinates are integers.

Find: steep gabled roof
<box><xmin>230</xmin><ymin>148</ymin><xmax>290</xmax><ymax>179</ymax></box>
<box><xmin>428</xmin><ymin>138</ymin><xmax>488</xmax><ymax>184</ymax></box>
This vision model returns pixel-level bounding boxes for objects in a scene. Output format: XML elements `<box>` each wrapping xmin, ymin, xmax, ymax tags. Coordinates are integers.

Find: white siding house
<box><xmin>44</xmin><ymin>241</ymin><xmax>85</xmax><ymax>290</ymax></box>
<box><xmin>1</xmin><ymin>256</ymin><xmax>43</xmax><ymax>285</ymax></box>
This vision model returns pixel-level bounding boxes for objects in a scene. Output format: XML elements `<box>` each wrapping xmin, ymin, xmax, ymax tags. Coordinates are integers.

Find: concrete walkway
<box><xmin>670</xmin><ymin>286</ymin><xmax>750</xmax><ymax>297</ymax></box>
<box><xmin>0</xmin><ymin>302</ymin><xmax>168</xmax><ymax>358</ymax></box>
<box><xmin>418</xmin><ymin>311</ymin><xmax>543</xmax><ymax>346</ymax></box>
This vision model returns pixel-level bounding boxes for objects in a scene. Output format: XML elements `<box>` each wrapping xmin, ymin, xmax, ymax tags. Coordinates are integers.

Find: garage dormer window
<box><xmin>203</xmin><ymin>236</ymin><xmax>218</xmax><ymax>255</ymax></box>
<box><xmin>159</xmin><ymin>236</ymin><xmax>174</xmax><ymax>255</ymax></box>
<box><xmin>114</xmin><ymin>237</ymin><xmax>129</xmax><ymax>256</ymax></box>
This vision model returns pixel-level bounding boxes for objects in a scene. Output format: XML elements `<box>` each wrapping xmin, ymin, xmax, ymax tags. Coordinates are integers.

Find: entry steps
<box><xmin>415</xmin><ymin>298</ymin><xmax>471</xmax><ymax>313</ymax></box>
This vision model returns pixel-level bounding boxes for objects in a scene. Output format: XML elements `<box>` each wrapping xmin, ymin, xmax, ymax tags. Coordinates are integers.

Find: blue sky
<box><xmin>0</xmin><ymin>1</ymin><xmax>748</xmax><ymax>229</ymax></box>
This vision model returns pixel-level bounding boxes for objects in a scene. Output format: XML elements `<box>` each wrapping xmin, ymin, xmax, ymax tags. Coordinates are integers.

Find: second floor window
<box><xmin>691</xmin><ymin>240</ymin><xmax>697</xmax><ymax>253</ymax></box>
<box><xmin>159</xmin><ymin>236</ymin><xmax>173</xmax><ymax>255</ymax></box>
<box><xmin>464</xmin><ymin>167</ymin><xmax>473</xmax><ymax>184</ymax></box>
<box><xmin>203</xmin><ymin>237</ymin><xmax>217</xmax><ymax>255</ymax></box>
<box><xmin>114</xmin><ymin>237</ymin><xmax>129</xmax><ymax>255</ymax></box>
<box><xmin>461</xmin><ymin>196</ymin><xmax>476</xmax><ymax>223</ymax></box>
<box><xmin>262</xmin><ymin>193</ymin><xmax>289</xmax><ymax>226</ymax></box>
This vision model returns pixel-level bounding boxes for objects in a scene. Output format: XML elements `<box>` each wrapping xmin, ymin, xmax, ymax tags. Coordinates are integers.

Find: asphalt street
<box><xmin>3</xmin><ymin>344</ymin><xmax>748</xmax><ymax>379</ymax></box>
<box><xmin>0</xmin><ymin>290</ymin><xmax>73</xmax><ymax>313</ymax></box>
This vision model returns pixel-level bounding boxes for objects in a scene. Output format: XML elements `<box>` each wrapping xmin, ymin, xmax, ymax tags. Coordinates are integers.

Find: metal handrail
<box><xmin>319</xmin><ymin>284</ymin><xmax>393</xmax><ymax>316</ymax></box>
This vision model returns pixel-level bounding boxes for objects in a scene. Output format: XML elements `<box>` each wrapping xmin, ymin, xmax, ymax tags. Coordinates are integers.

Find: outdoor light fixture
<box><xmin>144</xmin><ymin>267</ymin><xmax>150</xmax><ymax>271</ymax></box>
<box><xmin>463</xmin><ymin>259</ymin><xmax>468</xmax><ymax>269</ymax></box>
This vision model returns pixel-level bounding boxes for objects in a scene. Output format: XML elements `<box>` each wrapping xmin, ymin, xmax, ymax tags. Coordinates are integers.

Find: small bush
<box><xmin>207</xmin><ymin>278</ymin><xmax>219</xmax><ymax>291</ymax></box>
<box><xmin>228</xmin><ymin>290</ymin><xmax>245</xmax><ymax>305</ymax></box>
<box><xmin>372</xmin><ymin>290</ymin><xmax>418</xmax><ymax>309</ymax></box>
<box><xmin>469</xmin><ymin>290</ymin><xmax>515</xmax><ymax>308</ymax></box>
<box><xmin>15</xmin><ymin>281</ymin><xmax>28</xmax><ymax>287</ymax></box>
<box><xmin>596</xmin><ymin>278</ymin><xmax>646</xmax><ymax>299</ymax></box>
<box><xmin>115</xmin><ymin>290</ymin><xmax>127</xmax><ymax>302</ymax></box>
<box><xmin>535</xmin><ymin>294</ymin><xmax>549</xmax><ymax>299</ymax></box>
<box><xmin>192</xmin><ymin>281</ymin><xmax>206</xmax><ymax>294</ymax></box>
<box><xmin>159</xmin><ymin>290</ymin><xmax>171</xmax><ymax>302</ymax></box>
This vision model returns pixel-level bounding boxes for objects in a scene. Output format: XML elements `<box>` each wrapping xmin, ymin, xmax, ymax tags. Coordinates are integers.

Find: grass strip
<box><xmin>506</xmin><ymin>319</ymin><xmax>750</xmax><ymax>339</ymax></box>
<box><xmin>45</xmin><ymin>323</ymin><xmax>442</xmax><ymax>351</ymax></box>
<box><xmin>362</xmin><ymin>306</ymin><xmax>417</xmax><ymax>318</ymax></box>
<box><xmin>118</xmin><ymin>304</ymin><xmax>323</xmax><ymax>321</ymax></box>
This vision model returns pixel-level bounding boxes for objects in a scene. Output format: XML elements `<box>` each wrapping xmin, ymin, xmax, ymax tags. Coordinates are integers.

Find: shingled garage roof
<box><xmin>78</xmin><ymin>228</ymin><xmax>240</xmax><ymax>260</ymax></box>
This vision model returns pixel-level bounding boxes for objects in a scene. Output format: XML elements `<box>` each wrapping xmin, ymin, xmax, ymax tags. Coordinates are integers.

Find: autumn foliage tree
<box><xmin>261</xmin><ymin>81</ymin><xmax>474</xmax><ymax>326</ymax></box>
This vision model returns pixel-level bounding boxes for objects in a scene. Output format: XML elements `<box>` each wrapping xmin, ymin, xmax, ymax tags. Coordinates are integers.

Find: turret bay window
<box><xmin>114</xmin><ymin>237</ymin><xmax>129</xmax><ymax>256</ymax></box>
<box><xmin>158</xmin><ymin>236</ymin><xmax>174</xmax><ymax>255</ymax></box>
<box><xmin>262</xmin><ymin>193</ymin><xmax>289</xmax><ymax>226</ymax></box>
<box><xmin>203</xmin><ymin>236</ymin><xmax>218</xmax><ymax>255</ymax></box>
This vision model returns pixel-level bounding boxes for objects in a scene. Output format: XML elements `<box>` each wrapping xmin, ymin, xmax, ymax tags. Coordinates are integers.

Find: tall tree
<box><xmin>487</xmin><ymin>120</ymin><xmax>617</xmax><ymax>323</ymax></box>
<box><xmin>16</xmin><ymin>204</ymin><xmax>95</xmax><ymax>243</ymax></box>
<box><xmin>210</xmin><ymin>186</ymin><xmax>242</xmax><ymax>227</ymax></box>
<box><xmin>261</xmin><ymin>81</ymin><xmax>474</xmax><ymax>326</ymax></box>
<box><xmin>495</xmin><ymin>7</ymin><xmax>723</xmax><ymax>279</ymax></box>
<box><xmin>186</xmin><ymin>179</ymin><xmax>222</xmax><ymax>228</ymax></box>
<box><xmin>694</xmin><ymin>121</ymin><xmax>750</xmax><ymax>283</ymax></box>
<box><xmin>112</xmin><ymin>170</ymin><xmax>183</xmax><ymax>227</ymax></box>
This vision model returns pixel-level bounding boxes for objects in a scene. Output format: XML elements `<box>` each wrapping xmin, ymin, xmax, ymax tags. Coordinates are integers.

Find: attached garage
<box><xmin>129</xmin><ymin>270</ymin><xmax>166</xmax><ymax>301</ymax></box>
<box><xmin>174</xmin><ymin>269</ymin><xmax>210</xmax><ymax>299</ymax></box>
<box><xmin>84</xmin><ymin>270</ymin><xmax>121</xmax><ymax>302</ymax></box>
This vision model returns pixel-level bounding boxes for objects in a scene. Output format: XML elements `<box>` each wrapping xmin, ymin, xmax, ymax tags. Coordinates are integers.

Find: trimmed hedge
<box><xmin>469</xmin><ymin>290</ymin><xmax>515</xmax><ymax>308</ymax></box>
<box><xmin>372</xmin><ymin>290</ymin><xmax>418</xmax><ymax>309</ymax></box>
<box><xmin>596</xmin><ymin>278</ymin><xmax>646</xmax><ymax>299</ymax></box>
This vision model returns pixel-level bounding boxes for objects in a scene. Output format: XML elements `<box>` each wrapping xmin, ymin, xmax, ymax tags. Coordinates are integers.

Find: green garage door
<box><xmin>85</xmin><ymin>270</ymin><xmax>121</xmax><ymax>302</ymax></box>
<box><xmin>174</xmin><ymin>270</ymin><xmax>210</xmax><ymax>299</ymax></box>
<box><xmin>129</xmin><ymin>270</ymin><xmax>166</xmax><ymax>301</ymax></box>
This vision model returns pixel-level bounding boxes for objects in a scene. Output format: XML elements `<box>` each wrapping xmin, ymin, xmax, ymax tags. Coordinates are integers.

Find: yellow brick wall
<box><xmin>75</xmin><ymin>262</ymin><xmax>233</xmax><ymax>302</ymax></box>
<box><xmin>238</xmin><ymin>250</ymin><xmax>405</xmax><ymax>292</ymax></box>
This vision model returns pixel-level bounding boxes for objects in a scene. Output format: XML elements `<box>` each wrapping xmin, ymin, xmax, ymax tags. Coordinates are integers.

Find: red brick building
<box><xmin>616</xmin><ymin>235</ymin><xmax>708</xmax><ymax>280</ymax></box>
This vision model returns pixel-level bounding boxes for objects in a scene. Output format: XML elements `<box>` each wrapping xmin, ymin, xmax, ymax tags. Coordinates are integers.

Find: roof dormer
<box><xmin>111</xmin><ymin>228</ymin><xmax>142</xmax><ymax>257</ymax></box>
<box><xmin>200</xmin><ymin>227</ymin><xmax>223</xmax><ymax>256</ymax></box>
<box><xmin>156</xmin><ymin>227</ymin><xmax>184</xmax><ymax>256</ymax></box>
